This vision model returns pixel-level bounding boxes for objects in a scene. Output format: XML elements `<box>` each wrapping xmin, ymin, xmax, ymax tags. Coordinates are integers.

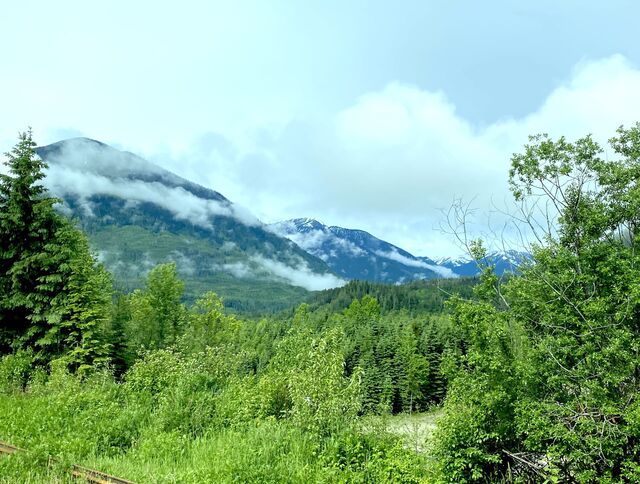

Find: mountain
<box><xmin>431</xmin><ymin>250</ymin><xmax>530</xmax><ymax>277</ymax></box>
<box><xmin>36</xmin><ymin>138</ymin><xmax>344</xmax><ymax>312</ymax></box>
<box><xmin>268</xmin><ymin>218</ymin><xmax>457</xmax><ymax>284</ymax></box>
<box><xmin>270</xmin><ymin>218</ymin><xmax>529</xmax><ymax>282</ymax></box>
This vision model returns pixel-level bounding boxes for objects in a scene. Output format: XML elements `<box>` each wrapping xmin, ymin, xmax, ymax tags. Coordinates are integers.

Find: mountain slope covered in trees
<box><xmin>36</xmin><ymin>138</ymin><xmax>343</xmax><ymax>311</ymax></box>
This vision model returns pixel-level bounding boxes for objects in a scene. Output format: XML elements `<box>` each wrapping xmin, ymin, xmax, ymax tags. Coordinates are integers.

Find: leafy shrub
<box><xmin>0</xmin><ymin>349</ymin><xmax>34</xmax><ymax>393</ymax></box>
<box><xmin>321</xmin><ymin>430</ymin><xmax>429</xmax><ymax>483</ymax></box>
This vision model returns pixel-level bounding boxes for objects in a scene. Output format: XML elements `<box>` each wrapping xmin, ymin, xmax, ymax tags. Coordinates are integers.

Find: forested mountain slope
<box><xmin>36</xmin><ymin>138</ymin><xmax>342</xmax><ymax>311</ymax></box>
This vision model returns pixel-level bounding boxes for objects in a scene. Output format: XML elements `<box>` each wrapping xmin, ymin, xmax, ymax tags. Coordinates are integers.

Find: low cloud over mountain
<box><xmin>36</xmin><ymin>139</ymin><xmax>345</xmax><ymax>306</ymax></box>
<box><xmin>270</xmin><ymin>218</ymin><xmax>528</xmax><ymax>282</ymax></box>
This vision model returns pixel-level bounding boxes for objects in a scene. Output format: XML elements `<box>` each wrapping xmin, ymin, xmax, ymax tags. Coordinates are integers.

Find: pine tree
<box><xmin>0</xmin><ymin>130</ymin><xmax>112</xmax><ymax>371</ymax></box>
<box><xmin>0</xmin><ymin>129</ymin><xmax>62</xmax><ymax>353</ymax></box>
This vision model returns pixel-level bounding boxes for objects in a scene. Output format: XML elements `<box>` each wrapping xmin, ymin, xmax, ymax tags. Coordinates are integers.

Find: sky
<box><xmin>2</xmin><ymin>0</ymin><xmax>640</xmax><ymax>257</ymax></box>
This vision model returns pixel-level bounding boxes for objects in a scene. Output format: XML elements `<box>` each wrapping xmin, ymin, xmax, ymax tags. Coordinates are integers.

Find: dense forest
<box><xmin>1</xmin><ymin>124</ymin><xmax>640</xmax><ymax>482</ymax></box>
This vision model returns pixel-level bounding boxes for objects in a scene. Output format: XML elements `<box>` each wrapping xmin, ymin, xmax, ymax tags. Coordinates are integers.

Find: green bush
<box><xmin>0</xmin><ymin>350</ymin><xmax>34</xmax><ymax>393</ymax></box>
<box><xmin>321</xmin><ymin>430</ymin><xmax>429</xmax><ymax>483</ymax></box>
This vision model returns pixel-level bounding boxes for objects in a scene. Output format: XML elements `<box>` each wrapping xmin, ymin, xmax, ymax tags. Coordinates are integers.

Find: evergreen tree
<box><xmin>397</xmin><ymin>321</ymin><xmax>429</xmax><ymax>412</ymax></box>
<box><xmin>0</xmin><ymin>130</ymin><xmax>112</xmax><ymax>370</ymax></box>
<box><xmin>46</xmin><ymin>224</ymin><xmax>112</xmax><ymax>373</ymax></box>
<box><xmin>0</xmin><ymin>129</ymin><xmax>63</xmax><ymax>354</ymax></box>
<box><xmin>106</xmin><ymin>293</ymin><xmax>133</xmax><ymax>378</ymax></box>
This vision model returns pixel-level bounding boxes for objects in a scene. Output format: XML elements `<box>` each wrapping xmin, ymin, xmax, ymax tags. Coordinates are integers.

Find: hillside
<box><xmin>36</xmin><ymin>138</ymin><xmax>343</xmax><ymax>311</ymax></box>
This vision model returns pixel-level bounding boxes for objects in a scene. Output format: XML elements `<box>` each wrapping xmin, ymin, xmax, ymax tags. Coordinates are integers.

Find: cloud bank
<box><xmin>163</xmin><ymin>55</ymin><xmax>640</xmax><ymax>257</ymax></box>
<box><xmin>374</xmin><ymin>248</ymin><xmax>458</xmax><ymax>278</ymax></box>
<box><xmin>41</xmin><ymin>138</ymin><xmax>260</xmax><ymax>229</ymax></box>
<box><xmin>5</xmin><ymin>55</ymin><xmax>639</xmax><ymax>258</ymax></box>
<box><xmin>216</xmin><ymin>255</ymin><xmax>345</xmax><ymax>291</ymax></box>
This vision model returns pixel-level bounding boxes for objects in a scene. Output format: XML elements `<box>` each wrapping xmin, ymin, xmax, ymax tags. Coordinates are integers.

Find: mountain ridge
<box><xmin>35</xmin><ymin>138</ymin><xmax>528</xmax><ymax>308</ymax></box>
<box><xmin>269</xmin><ymin>218</ymin><xmax>456</xmax><ymax>283</ymax></box>
<box><xmin>36</xmin><ymin>138</ymin><xmax>343</xmax><ymax>311</ymax></box>
<box><xmin>270</xmin><ymin>218</ymin><xmax>529</xmax><ymax>281</ymax></box>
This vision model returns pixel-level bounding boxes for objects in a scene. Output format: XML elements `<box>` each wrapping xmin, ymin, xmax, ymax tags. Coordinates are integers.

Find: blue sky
<box><xmin>2</xmin><ymin>1</ymin><xmax>640</xmax><ymax>256</ymax></box>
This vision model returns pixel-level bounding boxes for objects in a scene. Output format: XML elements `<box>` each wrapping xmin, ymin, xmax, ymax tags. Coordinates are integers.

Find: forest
<box><xmin>1</xmin><ymin>124</ymin><xmax>640</xmax><ymax>482</ymax></box>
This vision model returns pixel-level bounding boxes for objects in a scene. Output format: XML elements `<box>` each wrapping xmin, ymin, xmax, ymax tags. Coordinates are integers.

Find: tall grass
<box><xmin>0</xmin><ymin>350</ymin><xmax>431</xmax><ymax>483</ymax></box>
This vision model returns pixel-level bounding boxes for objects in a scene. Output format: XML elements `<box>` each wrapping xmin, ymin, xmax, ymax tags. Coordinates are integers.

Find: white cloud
<box><xmin>173</xmin><ymin>54</ymin><xmax>640</xmax><ymax>257</ymax></box>
<box><xmin>214</xmin><ymin>254</ymin><xmax>345</xmax><ymax>291</ymax></box>
<box><xmin>219</xmin><ymin>261</ymin><xmax>254</xmax><ymax>279</ymax></box>
<box><xmin>4</xmin><ymin>54</ymin><xmax>639</xmax><ymax>258</ymax></box>
<box><xmin>172</xmin><ymin>251</ymin><xmax>196</xmax><ymax>276</ymax></box>
<box><xmin>45</xmin><ymin>166</ymin><xmax>237</xmax><ymax>229</ymax></box>
<box><xmin>250</xmin><ymin>255</ymin><xmax>346</xmax><ymax>291</ymax></box>
<box><xmin>41</xmin><ymin>138</ymin><xmax>260</xmax><ymax>229</ymax></box>
<box><xmin>374</xmin><ymin>248</ymin><xmax>458</xmax><ymax>278</ymax></box>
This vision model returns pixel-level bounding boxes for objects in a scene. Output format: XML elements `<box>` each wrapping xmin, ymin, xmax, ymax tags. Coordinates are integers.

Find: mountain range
<box><xmin>268</xmin><ymin>218</ymin><xmax>453</xmax><ymax>283</ymax></box>
<box><xmin>35</xmin><ymin>138</ymin><xmax>527</xmax><ymax>310</ymax></box>
<box><xmin>269</xmin><ymin>218</ymin><xmax>528</xmax><ymax>282</ymax></box>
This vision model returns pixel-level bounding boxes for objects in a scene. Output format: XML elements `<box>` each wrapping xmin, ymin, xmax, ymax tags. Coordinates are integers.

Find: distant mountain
<box><xmin>36</xmin><ymin>138</ymin><xmax>344</xmax><ymax>311</ymax></box>
<box><xmin>270</xmin><ymin>218</ymin><xmax>529</xmax><ymax>282</ymax></box>
<box><xmin>268</xmin><ymin>218</ymin><xmax>457</xmax><ymax>284</ymax></box>
<box><xmin>432</xmin><ymin>250</ymin><xmax>530</xmax><ymax>277</ymax></box>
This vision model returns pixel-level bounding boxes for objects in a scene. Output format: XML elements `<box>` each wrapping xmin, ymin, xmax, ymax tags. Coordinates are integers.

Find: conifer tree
<box><xmin>0</xmin><ymin>129</ymin><xmax>62</xmax><ymax>353</ymax></box>
<box><xmin>46</xmin><ymin>223</ymin><xmax>112</xmax><ymax>373</ymax></box>
<box><xmin>106</xmin><ymin>293</ymin><xmax>133</xmax><ymax>378</ymax></box>
<box><xmin>0</xmin><ymin>130</ymin><xmax>112</xmax><ymax>370</ymax></box>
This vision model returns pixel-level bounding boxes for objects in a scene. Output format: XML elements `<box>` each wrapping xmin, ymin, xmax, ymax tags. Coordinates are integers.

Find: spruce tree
<box><xmin>46</xmin><ymin>223</ymin><xmax>112</xmax><ymax>373</ymax></box>
<box><xmin>0</xmin><ymin>129</ymin><xmax>62</xmax><ymax>353</ymax></box>
<box><xmin>0</xmin><ymin>130</ymin><xmax>112</xmax><ymax>370</ymax></box>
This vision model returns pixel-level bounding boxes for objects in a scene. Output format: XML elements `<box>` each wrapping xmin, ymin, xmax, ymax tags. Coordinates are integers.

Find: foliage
<box><xmin>336</xmin><ymin>296</ymin><xmax>452</xmax><ymax>413</ymax></box>
<box><xmin>13</xmin><ymin>124</ymin><xmax>640</xmax><ymax>481</ymax></box>
<box><xmin>0</xmin><ymin>349</ymin><xmax>34</xmax><ymax>394</ymax></box>
<box><xmin>126</xmin><ymin>262</ymin><xmax>186</xmax><ymax>351</ymax></box>
<box><xmin>0</xmin><ymin>333</ymin><xmax>426</xmax><ymax>483</ymax></box>
<box><xmin>433</xmin><ymin>296</ymin><xmax>529</xmax><ymax>482</ymax></box>
<box><xmin>180</xmin><ymin>291</ymin><xmax>241</xmax><ymax>353</ymax></box>
<box><xmin>434</xmin><ymin>124</ymin><xmax>640</xmax><ymax>482</ymax></box>
<box><xmin>309</xmin><ymin>277</ymin><xmax>477</xmax><ymax>315</ymax></box>
<box><xmin>0</xmin><ymin>129</ymin><xmax>62</xmax><ymax>354</ymax></box>
<box><xmin>46</xmin><ymin>225</ymin><xmax>112</xmax><ymax>374</ymax></box>
<box><xmin>273</xmin><ymin>327</ymin><xmax>362</xmax><ymax>435</ymax></box>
